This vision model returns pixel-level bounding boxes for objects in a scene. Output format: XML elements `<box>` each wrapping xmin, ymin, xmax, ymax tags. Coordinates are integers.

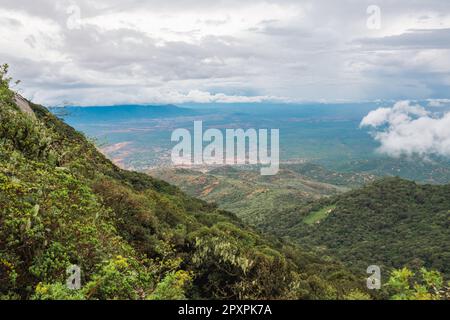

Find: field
<box><xmin>303</xmin><ymin>205</ymin><xmax>336</xmax><ymax>225</ymax></box>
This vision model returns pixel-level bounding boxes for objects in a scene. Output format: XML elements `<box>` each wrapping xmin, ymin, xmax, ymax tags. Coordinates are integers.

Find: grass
<box><xmin>303</xmin><ymin>205</ymin><xmax>336</xmax><ymax>225</ymax></box>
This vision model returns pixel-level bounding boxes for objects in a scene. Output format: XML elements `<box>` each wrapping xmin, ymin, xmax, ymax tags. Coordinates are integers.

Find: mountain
<box><xmin>285</xmin><ymin>177</ymin><xmax>450</xmax><ymax>278</ymax></box>
<box><xmin>0</xmin><ymin>74</ymin><xmax>362</xmax><ymax>299</ymax></box>
<box><xmin>48</xmin><ymin>104</ymin><xmax>195</xmax><ymax>123</ymax></box>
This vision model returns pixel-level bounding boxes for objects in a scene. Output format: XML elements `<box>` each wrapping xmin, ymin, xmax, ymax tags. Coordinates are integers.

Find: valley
<box><xmin>149</xmin><ymin>164</ymin><xmax>374</xmax><ymax>232</ymax></box>
<box><xmin>151</xmin><ymin>165</ymin><xmax>450</xmax><ymax>280</ymax></box>
<box><xmin>49</xmin><ymin>101</ymin><xmax>450</xmax><ymax>294</ymax></box>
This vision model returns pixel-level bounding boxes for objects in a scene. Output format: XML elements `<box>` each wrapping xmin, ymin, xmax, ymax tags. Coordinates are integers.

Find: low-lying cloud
<box><xmin>31</xmin><ymin>88</ymin><xmax>284</xmax><ymax>106</ymax></box>
<box><xmin>361</xmin><ymin>101</ymin><xmax>450</xmax><ymax>158</ymax></box>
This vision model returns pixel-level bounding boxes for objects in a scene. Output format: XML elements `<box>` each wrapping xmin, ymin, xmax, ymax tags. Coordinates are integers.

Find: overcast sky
<box><xmin>1</xmin><ymin>0</ymin><xmax>450</xmax><ymax>106</ymax></box>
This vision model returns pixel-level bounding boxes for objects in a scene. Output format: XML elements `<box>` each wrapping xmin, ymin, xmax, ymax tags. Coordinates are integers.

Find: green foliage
<box><xmin>303</xmin><ymin>205</ymin><xmax>336</xmax><ymax>225</ymax></box>
<box><xmin>83</xmin><ymin>256</ymin><xmax>152</xmax><ymax>300</ymax></box>
<box><xmin>0</xmin><ymin>65</ymin><xmax>54</xmax><ymax>161</ymax></box>
<box><xmin>150</xmin><ymin>165</ymin><xmax>351</xmax><ymax>236</ymax></box>
<box><xmin>155</xmin><ymin>165</ymin><xmax>450</xmax><ymax>290</ymax></box>
<box><xmin>29</xmin><ymin>242</ymin><xmax>71</xmax><ymax>282</ymax></box>
<box><xmin>287</xmin><ymin>178</ymin><xmax>450</xmax><ymax>278</ymax></box>
<box><xmin>0</xmin><ymin>64</ymin><xmax>16</xmax><ymax>107</ymax></box>
<box><xmin>343</xmin><ymin>289</ymin><xmax>371</xmax><ymax>300</ymax></box>
<box><xmin>31</xmin><ymin>282</ymin><xmax>85</xmax><ymax>300</ymax></box>
<box><xmin>0</xmin><ymin>64</ymin><xmax>363</xmax><ymax>300</ymax></box>
<box><xmin>0</xmin><ymin>108</ymin><xmax>56</xmax><ymax>163</ymax></box>
<box><xmin>148</xmin><ymin>270</ymin><xmax>192</xmax><ymax>300</ymax></box>
<box><xmin>385</xmin><ymin>267</ymin><xmax>449</xmax><ymax>300</ymax></box>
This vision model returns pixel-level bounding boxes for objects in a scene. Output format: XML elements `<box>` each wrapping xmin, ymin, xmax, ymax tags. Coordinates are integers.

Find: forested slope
<box><xmin>288</xmin><ymin>178</ymin><xmax>450</xmax><ymax>278</ymax></box>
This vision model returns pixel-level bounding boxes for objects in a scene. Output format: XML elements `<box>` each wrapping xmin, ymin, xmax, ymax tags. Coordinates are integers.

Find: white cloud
<box><xmin>182</xmin><ymin>90</ymin><xmax>283</xmax><ymax>103</ymax></box>
<box><xmin>29</xmin><ymin>87</ymin><xmax>283</xmax><ymax>106</ymax></box>
<box><xmin>427</xmin><ymin>98</ymin><xmax>450</xmax><ymax>107</ymax></box>
<box><xmin>360</xmin><ymin>107</ymin><xmax>392</xmax><ymax>127</ymax></box>
<box><xmin>361</xmin><ymin>101</ymin><xmax>450</xmax><ymax>157</ymax></box>
<box><xmin>0</xmin><ymin>8</ymin><xmax>66</xmax><ymax>62</ymax></box>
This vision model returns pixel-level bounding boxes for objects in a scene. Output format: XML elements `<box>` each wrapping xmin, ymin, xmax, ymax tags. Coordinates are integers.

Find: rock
<box><xmin>14</xmin><ymin>93</ymin><xmax>35</xmax><ymax>119</ymax></box>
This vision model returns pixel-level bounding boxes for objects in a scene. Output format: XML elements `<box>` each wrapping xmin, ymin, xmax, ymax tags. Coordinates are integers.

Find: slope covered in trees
<box><xmin>287</xmin><ymin>178</ymin><xmax>450</xmax><ymax>278</ymax></box>
<box><xmin>0</xmin><ymin>65</ymin><xmax>363</xmax><ymax>300</ymax></box>
<box><xmin>152</xmin><ymin>164</ymin><xmax>450</xmax><ymax>282</ymax></box>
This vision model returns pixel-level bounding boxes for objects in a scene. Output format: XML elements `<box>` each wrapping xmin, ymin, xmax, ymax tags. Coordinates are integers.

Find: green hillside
<box><xmin>287</xmin><ymin>177</ymin><xmax>450</xmax><ymax>278</ymax></box>
<box><xmin>0</xmin><ymin>65</ymin><xmax>362</xmax><ymax>300</ymax></box>
<box><xmin>150</xmin><ymin>159</ymin><xmax>450</xmax><ymax>292</ymax></box>
<box><xmin>152</xmin><ymin>164</ymin><xmax>450</xmax><ymax>281</ymax></box>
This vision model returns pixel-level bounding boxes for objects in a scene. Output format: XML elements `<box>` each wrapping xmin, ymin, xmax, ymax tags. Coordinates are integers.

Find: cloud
<box><xmin>182</xmin><ymin>90</ymin><xmax>284</xmax><ymax>103</ymax></box>
<box><xmin>2</xmin><ymin>0</ymin><xmax>450</xmax><ymax>105</ymax></box>
<box><xmin>356</xmin><ymin>28</ymin><xmax>450</xmax><ymax>49</ymax></box>
<box><xmin>427</xmin><ymin>98</ymin><xmax>450</xmax><ymax>107</ymax></box>
<box><xmin>31</xmin><ymin>87</ymin><xmax>284</xmax><ymax>106</ymax></box>
<box><xmin>361</xmin><ymin>101</ymin><xmax>450</xmax><ymax>158</ymax></box>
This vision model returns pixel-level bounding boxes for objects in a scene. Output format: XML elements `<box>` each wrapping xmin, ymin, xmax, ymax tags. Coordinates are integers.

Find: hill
<box><xmin>286</xmin><ymin>177</ymin><xmax>450</xmax><ymax>278</ymax></box>
<box><xmin>0</xmin><ymin>65</ymin><xmax>362</xmax><ymax>300</ymax></box>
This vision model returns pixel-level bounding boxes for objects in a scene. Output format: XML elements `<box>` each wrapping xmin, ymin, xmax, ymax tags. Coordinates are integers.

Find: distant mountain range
<box><xmin>49</xmin><ymin>104</ymin><xmax>195</xmax><ymax>122</ymax></box>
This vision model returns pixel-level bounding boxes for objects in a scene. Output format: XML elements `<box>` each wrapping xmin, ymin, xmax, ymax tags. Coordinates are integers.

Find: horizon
<box><xmin>46</xmin><ymin>98</ymin><xmax>450</xmax><ymax>108</ymax></box>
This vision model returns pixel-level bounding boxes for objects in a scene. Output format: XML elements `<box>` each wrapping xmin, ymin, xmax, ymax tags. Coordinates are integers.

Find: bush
<box><xmin>148</xmin><ymin>270</ymin><xmax>192</xmax><ymax>300</ymax></box>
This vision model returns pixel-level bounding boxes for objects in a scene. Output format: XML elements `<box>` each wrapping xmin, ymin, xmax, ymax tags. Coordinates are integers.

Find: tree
<box><xmin>386</xmin><ymin>267</ymin><xmax>449</xmax><ymax>300</ymax></box>
<box><xmin>148</xmin><ymin>270</ymin><xmax>192</xmax><ymax>300</ymax></box>
<box><xmin>0</xmin><ymin>63</ymin><xmax>18</xmax><ymax>106</ymax></box>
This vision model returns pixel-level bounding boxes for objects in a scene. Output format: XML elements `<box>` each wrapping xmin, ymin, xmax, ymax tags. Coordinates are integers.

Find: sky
<box><xmin>1</xmin><ymin>0</ymin><xmax>450</xmax><ymax>106</ymax></box>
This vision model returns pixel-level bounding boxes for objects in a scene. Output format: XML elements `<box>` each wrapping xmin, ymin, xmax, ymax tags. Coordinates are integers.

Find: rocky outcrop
<box><xmin>14</xmin><ymin>93</ymin><xmax>35</xmax><ymax>119</ymax></box>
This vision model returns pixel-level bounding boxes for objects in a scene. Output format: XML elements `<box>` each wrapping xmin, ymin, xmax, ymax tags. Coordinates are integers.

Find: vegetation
<box><xmin>150</xmin><ymin>166</ymin><xmax>348</xmax><ymax>233</ymax></box>
<box><xmin>287</xmin><ymin>178</ymin><xmax>450</xmax><ymax>279</ymax></box>
<box><xmin>340</xmin><ymin>157</ymin><xmax>450</xmax><ymax>185</ymax></box>
<box><xmin>2</xmin><ymin>64</ymin><xmax>448</xmax><ymax>300</ymax></box>
<box><xmin>0</xmin><ymin>65</ymin><xmax>363</xmax><ymax>300</ymax></box>
<box><xmin>150</xmin><ymin>146</ymin><xmax>450</xmax><ymax>300</ymax></box>
<box><xmin>385</xmin><ymin>267</ymin><xmax>450</xmax><ymax>300</ymax></box>
<box><xmin>303</xmin><ymin>205</ymin><xmax>336</xmax><ymax>225</ymax></box>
